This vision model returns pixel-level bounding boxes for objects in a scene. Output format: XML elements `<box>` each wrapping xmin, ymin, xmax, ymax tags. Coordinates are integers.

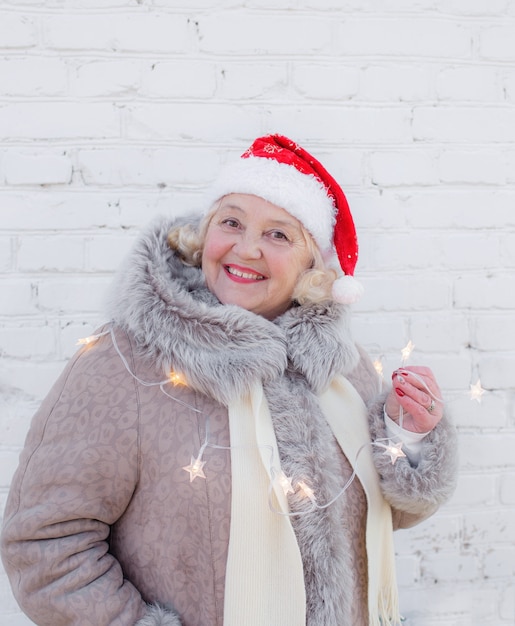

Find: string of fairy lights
<box><xmin>76</xmin><ymin>324</ymin><xmax>484</xmax><ymax>515</ymax></box>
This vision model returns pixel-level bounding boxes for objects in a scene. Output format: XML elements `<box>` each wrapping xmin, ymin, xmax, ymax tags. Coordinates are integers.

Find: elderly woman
<box><xmin>1</xmin><ymin>135</ymin><xmax>457</xmax><ymax>626</ymax></box>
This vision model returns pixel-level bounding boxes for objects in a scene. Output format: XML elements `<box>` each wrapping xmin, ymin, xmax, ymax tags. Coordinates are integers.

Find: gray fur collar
<box><xmin>107</xmin><ymin>215</ymin><xmax>359</xmax><ymax>405</ymax></box>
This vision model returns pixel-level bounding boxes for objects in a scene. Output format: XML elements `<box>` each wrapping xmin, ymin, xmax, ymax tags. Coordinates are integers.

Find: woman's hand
<box><xmin>385</xmin><ymin>366</ymin><xmax>443</xmax><ymax>434</ymax></box>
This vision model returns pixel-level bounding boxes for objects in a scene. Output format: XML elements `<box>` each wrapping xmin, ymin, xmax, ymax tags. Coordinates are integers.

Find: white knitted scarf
<box><xmin>224</xmin><ymin>375</ymin><xmax>400</xmax><ymax>626</ymax></box>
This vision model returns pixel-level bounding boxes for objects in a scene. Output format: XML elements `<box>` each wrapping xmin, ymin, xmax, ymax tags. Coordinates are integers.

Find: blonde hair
<box><xmin>167</xmin><ymin>207</ymin><xmax>337</xmax><ymax>306</ymax></box>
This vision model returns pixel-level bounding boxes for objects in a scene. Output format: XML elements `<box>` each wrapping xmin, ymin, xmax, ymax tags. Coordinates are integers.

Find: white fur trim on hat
<box><xmin>203</xmin><ymin>157</ymin><xmax>336</xmax><ymax>253</ymax></box>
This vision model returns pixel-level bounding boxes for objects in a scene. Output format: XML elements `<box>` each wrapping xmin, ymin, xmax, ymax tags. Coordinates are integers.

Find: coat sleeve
<box><xmin>346</xmin><ymin>346</ymin><xmax>459</xmax><ymax>530</ymax></box>
<box><xmin>0</xmin><ymin>330</ymin><xmax>149</xmax><ymax>626</ymax></box>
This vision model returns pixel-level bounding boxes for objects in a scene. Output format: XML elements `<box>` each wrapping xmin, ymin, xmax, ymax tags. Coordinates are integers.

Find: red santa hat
<box><xmin>204</xmin><ymin>134</ymin><xmax>363</xmax><ymax>304</ymax></box>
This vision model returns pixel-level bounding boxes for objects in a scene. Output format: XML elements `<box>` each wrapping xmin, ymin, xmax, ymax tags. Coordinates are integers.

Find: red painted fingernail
<box><xmin>395</xmin><ymin>388</ymin><xmax>405</xmax><ymax>397</ymax></box>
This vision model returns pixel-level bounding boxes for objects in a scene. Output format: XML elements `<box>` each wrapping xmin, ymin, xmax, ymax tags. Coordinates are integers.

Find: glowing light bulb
<box><xmin>401</xmin><ymin>340</ymin><xmax>415</xmax><ymax>364</ymax></box>
<box><xmin>383</xmin><ymin>440</ymin><xmax>406</xmax><ymax>465</ymax></box>
<box><xmin>77</xmin><ymin>335</ymin><xmax>97</xmax><ymax>346</ymax></box>
<box><xmin>470</xmin><ymin>379</ymin><xmax>485</xmax><ymax>403</ymax></box>
<box><xmin>183</xmin><ymin>456</ymin><xmax>206</xmax><ymax>482</ymax></box>
<box><xmin>169</xmin><ymin>371</ymin><xmax>187</xmax><ymax>386</ymax></box>
<box><xmin>373</xmin><ymin>359</ymin><xmax>384</xmax><ymax>379</ymax></box>
<box><xmin>276</xmin><ymin>471</ymin><xmax>294</xmax><ymax>496</ymax></box>
<box><xmin>298</xmin><ymin>481</ymin><xmax>316</xmax><ymax>502</ymax></box>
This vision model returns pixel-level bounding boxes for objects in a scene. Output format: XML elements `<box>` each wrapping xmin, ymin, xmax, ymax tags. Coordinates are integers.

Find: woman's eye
<box><xmin>221</xmin><ymin>218</ymin><xmax>240</xmax><ymax>228</ymax></box>
<box><xmin>269</xmin><ymin>230</ymin><xmax>289</xmax><ymax>241</ymax></box>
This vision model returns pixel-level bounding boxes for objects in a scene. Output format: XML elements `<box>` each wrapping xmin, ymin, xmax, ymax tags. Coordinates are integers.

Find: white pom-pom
<box><xmin>331</xmin><ymin>275</ymin><xmax>364</xmax><ymax>305</ymax></box>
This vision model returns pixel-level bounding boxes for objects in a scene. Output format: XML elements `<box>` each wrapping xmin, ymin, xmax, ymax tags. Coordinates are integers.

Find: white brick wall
<box><xmin>1</xmin><ymin>1</ymin><xmax>514</xmax><ymax>624</ymax></box>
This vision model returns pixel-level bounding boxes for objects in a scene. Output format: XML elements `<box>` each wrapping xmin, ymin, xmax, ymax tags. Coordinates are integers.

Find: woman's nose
<box><xmin>232</xmin><ymin>232</ymin><xmax>262</xmax><ymax>259</ymax></box>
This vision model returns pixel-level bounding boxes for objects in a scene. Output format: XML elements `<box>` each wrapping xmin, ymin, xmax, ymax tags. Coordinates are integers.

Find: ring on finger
<box><xmin>427</xmin><ymin>399</ymin><xmax>435</xmax><ymax>413</ymax></box>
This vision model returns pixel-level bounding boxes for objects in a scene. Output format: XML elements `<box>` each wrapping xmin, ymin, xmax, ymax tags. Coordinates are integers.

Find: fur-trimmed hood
<box><xmin>107</xmin><ymin>215</ymin><xmax>360</xmax><ymax>406</ymax></box>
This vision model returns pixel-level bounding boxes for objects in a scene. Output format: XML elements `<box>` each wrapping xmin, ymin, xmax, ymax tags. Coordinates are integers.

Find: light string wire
<box><xmin>79</xmin><ymin>323</ymin><xmax>409</xmax><ymax>517</ymax></box>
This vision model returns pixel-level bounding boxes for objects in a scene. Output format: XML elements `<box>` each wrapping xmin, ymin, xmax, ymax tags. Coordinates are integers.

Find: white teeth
<box><xmin>227</xmin><ymin>266</ymin><xmax>264</xmax><ymax>280</ymax></box>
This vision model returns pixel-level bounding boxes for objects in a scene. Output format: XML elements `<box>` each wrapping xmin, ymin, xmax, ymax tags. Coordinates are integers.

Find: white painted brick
<box><xmin>3</xmin><ymin>151</ymin><xmax>73</xmax><ymax>186</ymax></box>
<box><xmin>0</xmin><ymin>57</ymin><xmax>68</xmax><ymax>96</ymax></box>
<box><xmin>436</xmin><ymin>0</ymin><xmax>508</xmax><ymax>15</ymax></box>
<box><xmin>44</xmin><ymin>13</ymin><xmax>190</xmax><ymax>53</ymax></box>
<box><xmin>141</xmin><ymin>61</ymin><xmax>217</xmax><ymax>98</ymax></box>
<box><xmin>438</xmin><ymin>150</ymin><xmax>506</xmax><ymax>185</ymax></box>
<box><xmin>398</xmin><ymin>584</ymin><xmax>502</xmax><ymax>624</ymax></box>
<box><xmin>37</xmin><ymin>277</ymin><xmax>112</xmax><ymax>313</ymax></box>
<box><xmin>449</xmin><ymin>473</ymin><xmax>496</xmax><ymax>508</ymax></box>
<box><xmin>74</xmin><ymin>60</ymin><xmax>141</xmax><ymax>97</ymax></box>
<box><xmin>437</xmin><ymin>67</ymin><xmax>501</xmax><ymax>102</ymax></box>
<box><xmin>117</xmin><ymin>194</ymin><xmax>198</xmax><ymax>229</ymax></box>
<box><xmin>398</xmin><ymin>190</ymin><xmax>515</xmax><ymax>230</ymax></box>
<box><xmin>410</xmin><ymin>313</ymin><xmax>469</xmax><ymax>353</ymax></box>
<box><xmin>359</xmin><ymin>65</ymin><xmax>433</xmax><ymax>102</ymax></box>
<box><xmin>480</xmin><ymin>354</ymin><xmax>515</xmax><ymax>390</ymax></box>
<box><xmin>0</xmin><ymin>359</ymin><xmax>68</xmax><ymax>401</ymax></box>
<box><xmin>0</xmin><ymin>12</ymin><xmax>38</xmax><ymax>48</ymax></box>
<box><xmin>198</xmin><ymin>14</ymin><xmax>330</xmax><ymax>54</ymax></box>
<box><xmin>126</xmin><ymin>103</ymin><xmax>262</xmax><ymax>141</ymax></box>
<box><xmin>0</xmin><ymin>238</ymin><xmax>12</xmax><ymax>271</ymax></box>
<box><xmin>0</xmin><ymin>324</ymin><xmax>56</xmax><ymax>359</ymax></box>
<box><xmin>77</xmin><ymin>147</ymin><xmax>219</xmax><ymax>186</ymax></box>
<box><xmin>439</xmin><ymin>233</ymin><xmax>500</xmax><ymax>270</ymax></box>
<box><xmin>464</xmin><ymin>509</ymin><xmax>515</xmax><ymax>545</ymax></box>
<box><xmin>484</xmin><ymin>548</ymin><xmax>515</xmax><ymax>578</ymax></box>
<box><xmin>17</xmin><ymin>236</ymin><xmax>85</xmax><ymax>272</ymax></box>
<box><xmin>0</xmin><ymin>193</ymin><xmax>122</xmax><ymax>230</ymax></box>
<box><xmin>413</xmin><ymin>106</ymin><xmax>515</xmax><ymax>142</ymax></box>
<box><xmin>504</xmin><ymin>150</ymin><xmax>515</xmax><ymax>184</ymax></box>
<box><xmin>503</xmin><ymin>69</ymin><xmax>515</xmax><ymax>103</ymax></box>
<box><xmin>499</xmin><ymin>475</ymin><xmax>515</xmax><ymax>509</ymax></box>
<box><xmin>263</xmin><ymin>107</ymin><xmax>413</xmax><ymax>144</ymax></box>
<box><xmin>356</xmin><ymin>275</ymin><xmax>451</xmax><ymax>313</ymax></box>
<box><xmin>365</xmin><ymin>232</ymin><xmax>436</xmax><ymax>270</ymax></box>
<box><xmin>292</xmin><ymin>64</ymin><xmax>359</xmax><ymax>100</ymax></box>
<box><xmin>394</xmin><ymin>514</ymin><xmax>461</xmax><ymax>554</ymax></box>
<box><xmin>500</xmin><ymin>585</ymin><xmax>515</xmax><ymax>622</ymax></box>
<box><xmin>394</xmin><ymin>555</ymin><xmax>419</xmax><ymax>586</ymax></box>
<box><xmin>0</xmin><ymin>388</ymin><xmax>38</xmax><ymax>447</ymax></box>
<box><xmin>480</xmin><ymin>23</ymin><xmax>515</xmax><ymax>60</ymax></box>
<box><xmin>422</xmin><ymin>552</ymin><xmax>479</xmax><ymax>583</ymax></box>
<box><xmin>369</xmin><ymin>151</ymin><xmax>437</xmax><ymax>186</ymax></box>
<box><xmin>0</xmin><ymin>449</ymin><xmax>23</xmax><ymax>487</ymax></box>
<box><xmin>217</xmin><ymin>62</ymin><xmax>288</xmax><ymax>100</ymax></box>
<box><xmin>460</xmin><ymin>433</ymin><xmax>515</xmax><ymax>471</ymax></box>
<box><xmin>351</xmin><ymin>316</ymin><xmax>406</xmax><ymax>354</ymax></box>
<box><xmin>0</xmin><ymin>280</ymin><xmax>38</xmax><ymax>315</ymax></box>
<box><xmin>87</xmin><ymin>234</ymin><xmax>136</xmax><ymax>271</ymax></box>
<box><xmin>450</xmin><ymin>393</ymin><xmax>506</xmax><ymax>429</ymax></box>
<box><xmin>0</xmin><ymin>103</ymin><xmax>120</xmax><ymax>140</ymax></box>
<box><xmin>336</xmin><ymin>19</ymin><xmax>472</xmax><ymax>58</ymax></box>
<box><xmin>454</xmin><ymin>274</ymin><xmax>515</xmax><ymax>310</ymax></box>
<box><xmin>59</xmin><ymin>320</ymin><xmax>101</xmax><ymax>359</ymax></box>
<box><xmin>474</xmin><ymin>315</ymin><xmax>515</xmax><ymax>351</ymax></box>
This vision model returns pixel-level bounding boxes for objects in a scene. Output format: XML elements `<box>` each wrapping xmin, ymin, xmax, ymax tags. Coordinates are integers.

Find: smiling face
<box><xmin>201</xmin><ymin>193</ymin><xmax>314</xmax><ymax>320</ymax></box>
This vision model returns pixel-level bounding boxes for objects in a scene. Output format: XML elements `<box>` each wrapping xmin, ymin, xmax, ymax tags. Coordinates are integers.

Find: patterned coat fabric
<box><xmin>1</xmin><ymin>216</ymin><xmax>458</xmax><ymax>626</ymax></box>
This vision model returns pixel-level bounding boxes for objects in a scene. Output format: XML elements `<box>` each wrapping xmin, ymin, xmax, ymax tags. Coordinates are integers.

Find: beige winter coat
<box><xmin>1</xmin><ymin>216</ymin><xmax>458</xmax><ymax>625</ymax></box>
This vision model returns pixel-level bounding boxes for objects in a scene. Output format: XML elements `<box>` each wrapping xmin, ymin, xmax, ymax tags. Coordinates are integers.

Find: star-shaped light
<box><xmin>373</xmin><ymin>359</ymin><xmax>384</xmax><ymax>379</ymax></box>
<box><xmin>470</xmin><ymin>379</ymin><xmax>486</xmax><ymax>403</ymax></box>
<box><xmin>169</xmin><ymin>371</ymin><xmax>187</xmax><ymax>386</ymax></box>
<box><xmin>297</xmin><ymin>481</ymin><xmax>316</xmax><ymax>502</ymax></box>
<box><xmin>77</xmin><ymin>335</ymin><xmax>98</xmax><ymax>346</ymax></box>
<box><xmin>276</xmin><ymin>471</ymin><xmax>294</xmax><ymax>496</ymax></box>
<box><xmin>401</xmin><ymin>340</ymin><xmax>415</xmax><ymax>364</ymax></box>
<box><xmin>183</xmin><ymin>456</ymin><xmax>206</xmax><ymax>482</ymax></box>
<box><xmin>382</xmin><ymin>440</ymin><xmax>407</xmax><ymax>465</ymax></box>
